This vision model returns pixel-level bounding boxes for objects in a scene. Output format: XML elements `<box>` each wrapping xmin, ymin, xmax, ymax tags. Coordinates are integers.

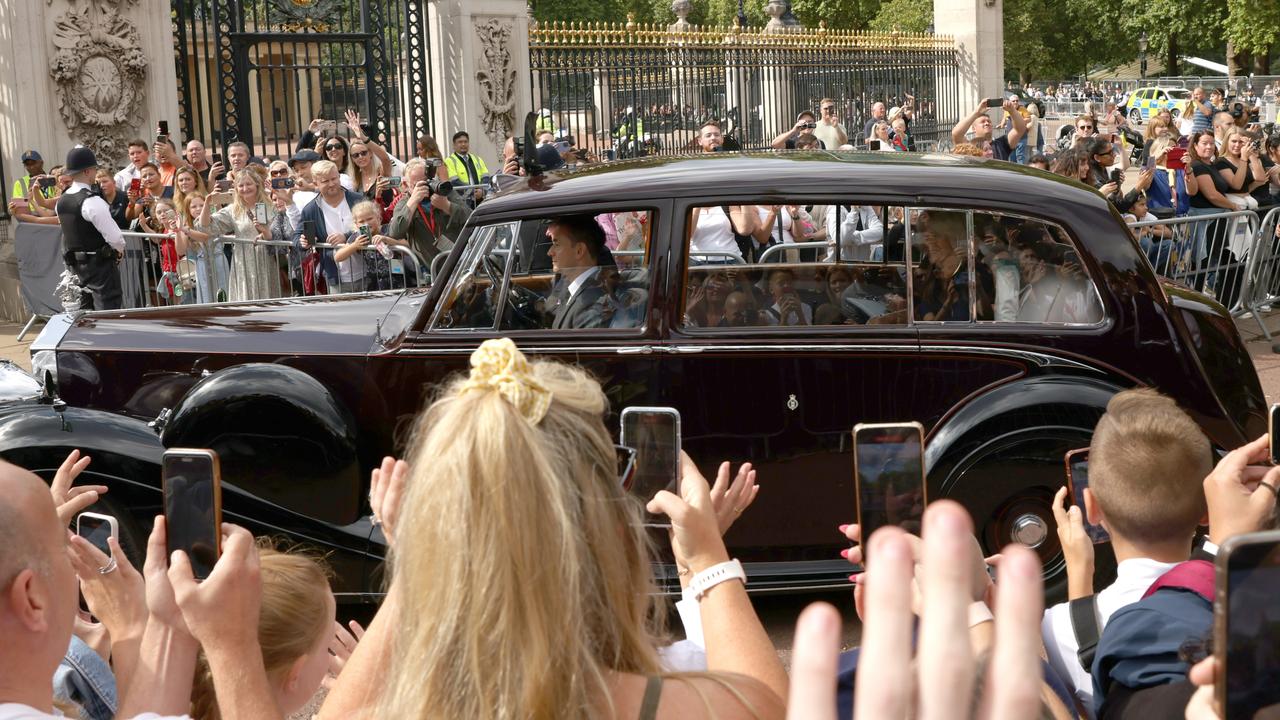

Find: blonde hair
<box><xmin>1221</xmin><ymin>126</ymin><xmax>1248</xmax><ymax>159</ymax></box>
<box><xmin>228</xmin><ymin>168</ymin><xmax>265</xmax><ymax>221</ymax></box>
<box><xmin>379</xmin><ymin>340</ymin><xmax>669</xmax><ymax>720</ymax></box>
<box><xmin>347</xmin><ymin>140</ymin><xmax>383</xmax><ymax>191</ymax></box>
<box><xmin>311</xmin><ymin>160</ymin><xmax>339</xmax><ymax>179</ymax></box>
<box><xmin>350</xmin><ymin>200</ymin><xmax>380</xmax><ymax>230</ymax></box>
<box><xmin>1089</xmin><ymin>388</ymin><xmax>1211</xmax><ymax>545</ymax></box>
<box><xmin>190</xmin><ymin>544</ymin><xmax>332</xmax><ymax>720</ymax></box>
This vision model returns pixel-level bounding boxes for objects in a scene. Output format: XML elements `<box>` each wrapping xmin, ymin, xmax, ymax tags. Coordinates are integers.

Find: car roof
<box><xmin>479</xmin><ymin>151</ymin><xmax>1114</xmax><ymax>220</ymax></box>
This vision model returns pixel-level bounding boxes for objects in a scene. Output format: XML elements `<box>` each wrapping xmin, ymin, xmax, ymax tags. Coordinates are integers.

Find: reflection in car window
<box><xmin>912</xmin><ymin>209</ymin><xmax>977</xmax><ymax>322</ymax></box>
<box><xmin>434</xmin><ymin>212</ymin><xmax>654</xmax><ymax>332</ymax></box>
<box><xmin>681</xmin><ymin>203</ymin><xmax>909</xmax><ymax>329</ymax></box>
<box><xmin>974</xmin><ymin>212</ymin><xmax>1104</xmax><ymax>325</ymax></box>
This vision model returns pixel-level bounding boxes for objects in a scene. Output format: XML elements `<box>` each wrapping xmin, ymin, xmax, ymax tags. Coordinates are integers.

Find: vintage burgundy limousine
<box><xmin>0</xmin><ymin>152</ymin><xmax>1265</xmax><ymax>602</ymax></box>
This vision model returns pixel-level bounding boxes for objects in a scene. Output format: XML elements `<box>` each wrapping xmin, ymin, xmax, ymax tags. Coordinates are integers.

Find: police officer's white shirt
<box><xmin>68</xmin><ymin>181</ymin><xmax>125</xmax><ymax>253</ymax></box>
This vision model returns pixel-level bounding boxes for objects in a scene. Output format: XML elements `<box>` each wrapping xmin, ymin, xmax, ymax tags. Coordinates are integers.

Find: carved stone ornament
<box><xmin>48</xmin><ymin>0</ymin><xmax>148</xmax><ymax>166</ymax></box>
<box><xmin>475</xmin><ymin>19</ymin><xmax>518</xmax><ymax>150</ymax></box>
<box><xmin>670</xmin><ymin>0</ymin><xmax>692</xmax><ymax>30</ymax></box>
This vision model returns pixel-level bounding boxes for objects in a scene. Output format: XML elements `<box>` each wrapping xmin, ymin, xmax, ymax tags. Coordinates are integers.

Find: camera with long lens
<box><xmin>421</xmin><ymin>158</ymin><xmax>453</xmax><ymax>195</ymax></box>
<box><xmin>799</xmin><ymin>121</ymin><xmax>817</xmax><ymax>130</ymax></box>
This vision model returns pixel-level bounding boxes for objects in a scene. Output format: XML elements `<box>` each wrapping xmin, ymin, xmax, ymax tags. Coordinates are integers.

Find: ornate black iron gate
<box><xmin>171</xmin><ymin>0</ymin><xmax>432</xmax><ymax>160</ymax></box>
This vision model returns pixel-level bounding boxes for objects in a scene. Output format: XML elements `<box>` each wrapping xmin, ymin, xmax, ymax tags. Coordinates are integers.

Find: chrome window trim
<box><xmin>395</xmin><ymin>341</ymin><xmax>1098</xmax><ymax>371</ymax></box>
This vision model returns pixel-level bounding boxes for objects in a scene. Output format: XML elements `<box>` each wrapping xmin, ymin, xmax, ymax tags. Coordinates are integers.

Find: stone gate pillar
<box><xmin>934</xmin><ymin>0</ymin><xmax>1004</xmax><ymax>121</ymax></box>
<box><xmin>0</xmin><ymin>0</ymin><xmax>180</xmax><ymax>188</ymax></box>
<box><xmin>428</xmin><ymin>0</ymin><xmax>533</xmax><ymax>171</ymax></box>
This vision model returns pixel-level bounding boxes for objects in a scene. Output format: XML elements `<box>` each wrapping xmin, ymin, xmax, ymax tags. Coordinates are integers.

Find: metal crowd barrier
<box><xmin>1127</xmin><ymin>210</ymin><xmax>1258</xmax><ymax>313</ymax></box>
<box><xmin>112</xmin><ymin>232</ymin><xmax>429</xmax><ymax>310</ymax></box>
<box><xmin>1040</xmin><ymin>99</ymin><xmax>1090</xmax><ymax>121</ymax></box>
<box><xmin>1235</xmin><ymin>206</ymin><xmax>1280</xmax><ymax>342</ymax></box>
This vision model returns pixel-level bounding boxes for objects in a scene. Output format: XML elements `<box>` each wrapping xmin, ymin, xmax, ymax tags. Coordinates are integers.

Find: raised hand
<box><xmin>1051</xmin><ymin>486</ymin><xmax>1095</xmax><ymax>599</ymax></box>
<box><xmin>50</xmin><ymin>449</ymin><xmax>106</xmax><ymax>525</ymax></box>
<box><xmin>709</xmin><ymin>461</ymin><xmax>759</xmax><ymax>534</ymax></box>
<box><xmin>369</xmin><ymin>456</ymin><xmax>408</xmax><ymax>547</ymax></box>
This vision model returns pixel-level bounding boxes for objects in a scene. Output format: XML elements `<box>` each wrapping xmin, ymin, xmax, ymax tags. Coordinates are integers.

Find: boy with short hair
<box><xmin>1041</xmin><ymin>388</ymin><xmax>1212</xmax><ymax>717</ymax></box>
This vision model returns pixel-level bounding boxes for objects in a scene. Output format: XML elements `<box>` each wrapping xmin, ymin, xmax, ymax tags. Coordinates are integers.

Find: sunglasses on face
<box><xmin>326</xmin><ymin>145</ymin><xmax>343</xmax><ymax>151</ymax></box>
<box><xmin>351</xmin><ymin>151</ymin><xmax>370</xmax><ymax>159</ymax></box>
<box><xmin>269</xmin><ymin>169</ymin><xmax>289</xmax><ymax>177</ymax></box>
<box><xmin>1078</xmin><ymin>125</ymin><xmax>1094</xmax><ymax>131</ymax></box>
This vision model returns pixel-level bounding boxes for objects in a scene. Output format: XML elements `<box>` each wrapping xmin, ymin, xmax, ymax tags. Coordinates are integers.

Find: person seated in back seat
<box><xmin>761</xmin><ymin>268</ymin><xmax>812</xmax><ymax>326</ymax></box>
<box><xmin>723</xmin><ymin>289</ymin><xmax>760</xmax><ymax>327</ymax></box>
<box><xmin>588</xmin><ymin>265</ymin><xmax>648</xmax><ymax>329</ymax></box>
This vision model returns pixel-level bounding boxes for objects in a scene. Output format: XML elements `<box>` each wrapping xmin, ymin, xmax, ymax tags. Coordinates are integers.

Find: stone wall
<box><xmin>935</xmin><ymin>0</ymin><xmax>1005</xmax><ymax>122</ymax></box>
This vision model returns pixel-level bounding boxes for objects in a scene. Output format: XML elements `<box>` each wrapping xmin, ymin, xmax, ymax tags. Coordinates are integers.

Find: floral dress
<box><xmin>200</xmin><ymin>206</ymin><xmax>282</xmax><ymax>301</ymax></box>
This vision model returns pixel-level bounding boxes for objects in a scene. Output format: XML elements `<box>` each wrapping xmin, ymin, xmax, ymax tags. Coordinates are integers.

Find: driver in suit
<box><xmin>544</xmin><ymin>214</ymin><xmax>613</xmax><ymax>329</ymax></box>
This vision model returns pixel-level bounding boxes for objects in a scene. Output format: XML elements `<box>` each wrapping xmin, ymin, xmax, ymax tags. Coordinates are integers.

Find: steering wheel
<box><xmin>482</xmin><ymin>253</ymin><xmax>545</xmax><ymax>329</ymax></box>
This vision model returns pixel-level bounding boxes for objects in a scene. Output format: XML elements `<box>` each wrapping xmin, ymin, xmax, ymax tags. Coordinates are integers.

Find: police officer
<box><xmin>57</xmin><ymin>146</ymin><xmax>125</xmax><ymax>310</ymax></box>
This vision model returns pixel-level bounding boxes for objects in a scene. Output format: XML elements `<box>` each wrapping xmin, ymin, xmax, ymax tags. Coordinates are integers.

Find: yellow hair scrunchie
<box><xmin>458</xmin><ymin>338</ymin><xmax>552</xmax><ymax>425</ymax></box>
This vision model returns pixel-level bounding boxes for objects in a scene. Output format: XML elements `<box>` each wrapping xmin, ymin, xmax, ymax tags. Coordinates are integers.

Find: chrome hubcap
<box><xmin>1010</xmin><ymin>513</ymin><xmax>1049</xmax><ymax>548</ymax></box>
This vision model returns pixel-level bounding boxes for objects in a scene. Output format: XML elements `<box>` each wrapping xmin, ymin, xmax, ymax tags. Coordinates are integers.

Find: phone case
<box><xmin>852</xmin><ymin>421</ymin><xmax>927</xmax><ymax>537</ymax></box>
<box><xmin>161</xmin><ymin>449</ymin><xmax>223</xmax><ymax>575</ymax></box>
<box><xmin>75</xmin><ymin>512</ymin><xmax>119</xmax><ymax>555</ymax></box>
<box><xmin>1214</xmin><ymin>529</ymin><xmax>1280</xmax><ymax>715</ymax></box>
<box><xmin>1270</xmin><ymin>403</ymin><xmax>1280</xmax><ymax>465</ymax></box>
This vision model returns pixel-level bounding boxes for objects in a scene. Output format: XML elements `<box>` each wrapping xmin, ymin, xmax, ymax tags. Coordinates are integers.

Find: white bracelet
<box><xmin>688</xmin><ymin>559</ymin><xmax>747</xmax><ymax>601</ymax></box>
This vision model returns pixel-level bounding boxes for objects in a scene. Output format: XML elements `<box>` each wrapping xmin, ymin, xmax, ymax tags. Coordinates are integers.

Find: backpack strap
<box><xmin>1141</xmin><ymin>559</ymin><xmax>1214</xmax><ymax>603</ymax></box>
<box><xmin>1068</xmin><ymin>594</ymin><xmax>1102</xmax><ymax>673</ymax></box>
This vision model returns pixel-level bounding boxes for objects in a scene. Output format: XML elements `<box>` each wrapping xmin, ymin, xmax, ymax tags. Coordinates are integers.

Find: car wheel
<box><xmin>937</xmin><ymin>428</ymin><xmax>1111</xmax><ymax>605</ymax></box>
<box><xmin>1129</xmin><ymin>108</ymin><xmax>1142</xmax><ymax>124</ymax></box>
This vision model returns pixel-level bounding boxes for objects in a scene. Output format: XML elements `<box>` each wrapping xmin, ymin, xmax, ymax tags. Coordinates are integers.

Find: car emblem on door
<box><xmin>786</xmin><ymin>394</ymin><xmax>798</xmax><ymax>411</ymax></box>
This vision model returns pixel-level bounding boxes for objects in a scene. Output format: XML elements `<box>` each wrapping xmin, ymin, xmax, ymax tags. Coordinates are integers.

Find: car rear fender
<box><xmin>925</xmin><ymin>375</ymin><xmax>1126</xmax><ymax>488</ymax></box>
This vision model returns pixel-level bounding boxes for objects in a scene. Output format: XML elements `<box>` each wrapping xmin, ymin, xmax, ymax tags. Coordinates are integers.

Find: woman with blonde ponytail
<box><xmin>190</xmin><ymin>544</ymin><xmax>334</xmax><ymax>720</ymax></box>
<box><xmin>319</xmin><ymin>338</ymin><xmax>788</xmax><ymax>720</ymax></box>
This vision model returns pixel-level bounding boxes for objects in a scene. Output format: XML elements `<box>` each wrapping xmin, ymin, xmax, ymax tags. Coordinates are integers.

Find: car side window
<box><xmin>680</xmin><ymin>203</ymin><xmax>909</xmax><ymax>329</ymax></box>
<box><xmin>434</xmin><ymin>211</ymin><xmax>655</xmax><ymax>332</ymax></box>
<box><xmin>974</xmin><ymin>211</ymin><xmax>1104</xmax><ymax>324</ymax></box>
<box><xmin>911</xmin><ymin>208</ymin><xmax>975</xmax><ymax>322</ymax></box>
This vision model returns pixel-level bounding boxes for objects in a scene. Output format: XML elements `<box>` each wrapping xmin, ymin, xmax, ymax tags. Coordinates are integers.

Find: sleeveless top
<box><xmin>638</xmin><ymin>675</ymin><xmax>663</xmax><ymax>720</ymax></box>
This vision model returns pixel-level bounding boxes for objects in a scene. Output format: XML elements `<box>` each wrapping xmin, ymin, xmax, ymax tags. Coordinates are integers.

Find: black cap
<box><xmin>289</xmin><ymin>149</ymin><xmax>322</xmax><ymax>166</ymax></box>
<box><xmin>64</xmin><ymin>146</ymin><xmax>98</xmax><ymax>174</ymax></box>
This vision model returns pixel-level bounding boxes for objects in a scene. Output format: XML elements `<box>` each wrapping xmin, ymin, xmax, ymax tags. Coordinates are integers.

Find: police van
<box><xmin>1121</xmin><ymin>86</ymin><xmax>1191</xmax><ymax>123</ymax></box>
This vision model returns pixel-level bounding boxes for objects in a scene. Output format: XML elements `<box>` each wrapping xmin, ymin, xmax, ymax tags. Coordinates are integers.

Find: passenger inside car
<box><xmin>912</xmin><ymin>210</ymin><xmax>991</xmax><ymax>322</ymax></box>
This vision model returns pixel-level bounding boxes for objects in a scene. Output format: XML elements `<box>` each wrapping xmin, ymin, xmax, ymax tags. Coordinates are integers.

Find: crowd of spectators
<box><xmin>8</xmin><ymin>110</ymin><xmax>478</xmax><ymax>305</ymax></box>
<box><xmin>0</xmin><ymin>339</ymin><xmax>1275</xmax><ymax>720</ymax></box>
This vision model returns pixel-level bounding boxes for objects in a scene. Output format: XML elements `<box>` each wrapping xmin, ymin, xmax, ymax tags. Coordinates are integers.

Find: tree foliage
<box><xmin>1223</xmin><ymin>0</ymin><xmax>1280</xmax><ymax>55</ymax></box>
<box><xmin>868</xmin><ymin>0</ymin><xmax>931</xmax><ymax>32</ymax></box>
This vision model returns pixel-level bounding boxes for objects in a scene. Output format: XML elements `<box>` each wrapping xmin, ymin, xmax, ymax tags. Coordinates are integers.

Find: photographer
<box><xmin>812</xmin><ymin>98</ymin><xmax>848</xmax><ymax>150</ymax></box>
<box><xmin>385</xmin><ymin>157</ymin><xmax>471</xmax><ymax>269</ymax></box>
<box><xmin>950</xmin><ymin>99</ymin><xmax>1026</xmax><ymax>161</ymax></box>
<box><xmin>770</xmin><ymin>111</ymin><xmax>825</xmax><ymax>150</ymax></box>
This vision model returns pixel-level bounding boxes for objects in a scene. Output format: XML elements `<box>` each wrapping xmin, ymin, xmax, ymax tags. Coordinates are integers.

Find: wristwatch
<box><xmin>688</xmin><ymin>559</ymin><xmax>747</xmax><ymax>601</ymax></box>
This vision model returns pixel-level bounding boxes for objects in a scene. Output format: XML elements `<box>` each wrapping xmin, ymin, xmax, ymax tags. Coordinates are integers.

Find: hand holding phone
<box><xmin>1063</xmin><ymin>448</ymin><xmax>1110</xmax><ymax>543</ymax></box>
<box><xmin>985</xmin><ymin>98</ymin><xmax>1004</xmax><ymax>108</ymax></box>
<box><xmin>162</xmin><ymin>449</ymin><xmax>223</xmax><ymax>580</ymax></box>
<box><xmin>854</xmin><ymin>422</ymin><xmax>927</xmax><ymax>547</ymax></box>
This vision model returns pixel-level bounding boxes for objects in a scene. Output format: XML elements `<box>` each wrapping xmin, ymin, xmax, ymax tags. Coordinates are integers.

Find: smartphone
<box><xmin>254</xmin><ymin>201</ymin><xmax>268</xmax><ymax>221</ymax></box>
<box><xmin>302</xmin><ymin>220</ymin><xmax>317</xmax><ymax>243</ymax></box>
<box><xmin>76</xmin><ymin>512</ymin><xmax>118</xmax><ymax>556</ymax></box>
<box><xmin>319</xmin><ymin>120</ymin><xmax>338</xmax><ymax>133</ymax></box>
<box><xmin>156</xmin><ymin>120</ymin><xmax>169</xmax><ymax>137</ymax></box>
<box><xmin>620</xmin><ymin>407</ymin><xmax>681</xmax><ymax>527</ymax></box>
<box><xmin>386</xmin><ymin>176</ymin><xmax>402</xmax><ymax>188</ymax></box>
<box><xmin>1269</xmin><ymin>404</ymin><xmax>1280</xmax><ymax>465</ymax></box>
<box><xmin>1143</xmin><ymin>155</ymin><xmax>1156</xmax><ymax>171</ymax></box>
<box><xmin>986</xmin><ymin>97</ymin><xmax>1004</xmax><ymax>108</ymax></box>
<box><xmin>869</xmin><ymin>139</ymin><xmax>881</xmax><ymax>151</ymax></box>
<box><xmin>270</xmin><ymin>177</ymin><xmax>294</xmax><ymax>190</ymax></box>
<box><xmin>1064</xmin><ymin>448</ymin><xmax>1110</xmax><ymax>544</ymax></box>
<box><xmin>554</xmin><ymin>141</ymin><xmax>572</xmax><ymax>153</ymax></box>
<box><xmin>1215</xmin><ymin>530</ymin><xmax>1280</xmax><ymax>719</ymax></box>
<box><xmin>37</xmin><ymin>176</ymin><xmax>56</xmax><ymax>189</ymax></box>
<box><xmin>358</xmin><ymin>224</ymin><xmax>373</xmax><ymax>241</ymax></box>
<box><xmin>1110</xmin><ymin>168</ymin><xmax>1123</xmax><ymax>185</ymax></box>
<box><xmin>161</xmin><ymin>449</ymin><xmax>223</xmax><ymax>580</ymax></box>
<box><xmin>212</xmin><ymin>152</ymin><xmax>223</xmax><ymax>165</ymax></box>
<box><xmin>214</xmin><ymin>179</ymin><xmax>232</xmax><ymax>191</ymax></box>
<box><xmin>129</xmin><ymin>178</ymin><xmax>141</xmax><ymax>195</ymax></box>
<box><xmin>1167</xmin><ymin>147</ymin><xmax>1187</xmax><ymax>170</ymax></box>
<box><xmin>853</xmin><ymin>422</ymin><xmax>927</xmax><ymax>544</ymax></box>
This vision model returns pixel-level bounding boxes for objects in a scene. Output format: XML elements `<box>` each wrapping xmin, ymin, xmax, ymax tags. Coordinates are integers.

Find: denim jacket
<box><xmin>53</xmin><ymin>636</ymin><xmax>117</xmax><ymax>720</ymax></box>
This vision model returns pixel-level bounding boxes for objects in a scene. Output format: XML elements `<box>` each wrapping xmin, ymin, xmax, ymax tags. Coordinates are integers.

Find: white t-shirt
<box><xmin>339</xmin><ymin>173</ymin><xmax>355</xmax><ymax>191</ymax></box>
<box><xmin>1041</xmin><ymin>557</ymin><xmax>1180</xmax><ymax>718</ymax></box>
<box><xmin>689</xmin><ymin>206</ymin><xmax>743</xmax><ymax>262</ymax></box>
<box><xmin>0</xmin><ymin>704</ymin><xmax>188</xmax><ymax>720</ymax></box>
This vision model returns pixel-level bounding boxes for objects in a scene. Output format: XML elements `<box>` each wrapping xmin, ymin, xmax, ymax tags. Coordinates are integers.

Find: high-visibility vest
<box><xmin>444</xmin><ymin>153</ymin><xmax>489</xmax><ymax>183</ymax></box>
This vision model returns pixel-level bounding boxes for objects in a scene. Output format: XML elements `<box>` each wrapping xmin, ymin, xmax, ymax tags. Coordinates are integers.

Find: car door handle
<box><xmin>616</xmin><ymin>346</ymin><xmax>654</xmax><ymax>355</ymax></box>
<box><xmin>665</xmin><ymin>345</ymin><xmax>703</xmax><ymax>354</ymax></box>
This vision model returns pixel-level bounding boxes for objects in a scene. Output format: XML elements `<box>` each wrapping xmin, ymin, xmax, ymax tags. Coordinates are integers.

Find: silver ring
<box><xmin>370</xmin><ymin>513</ymin><xmax>381</xmax><ymax>527</ymax></box>
<box><xmin>97</xmin><ymin>557</ymin><xmax>118</xmax><ymax>575</ymax></box>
